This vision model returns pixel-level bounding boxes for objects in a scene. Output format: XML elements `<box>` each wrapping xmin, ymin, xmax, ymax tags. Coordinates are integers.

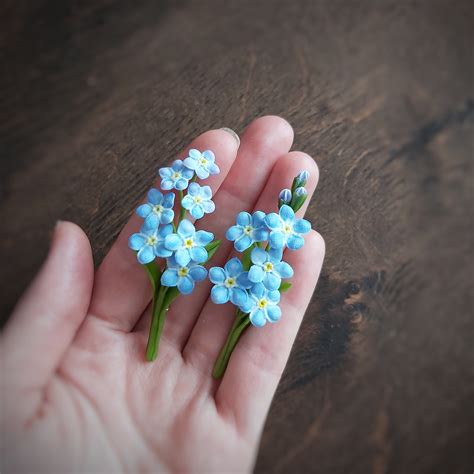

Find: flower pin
<box><xmin>128</xmin><ymin>150</ymin><xmax>221</xmax><ymax>361</ymax></box>
<box><xmin>210</xmin><ymin>170</ymin><xmax>312</xmax><ymax>379</ymax></box>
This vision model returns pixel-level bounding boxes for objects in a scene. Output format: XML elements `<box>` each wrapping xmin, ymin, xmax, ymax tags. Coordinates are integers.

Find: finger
<box><xmin>0</xmin><ymin>222</ymin><xmax>93</xmax><ymax>410</ymax></box>
<box><xmin>88</xmin><ymin>128</ymin><xmax>240</xmax><ymax>331</ymax></box>
<box><xmin>183</xmin><ymin>151</ymin><xmax>318</xmax><ymax>373</ymax></box>
<box><xmin>135</xmin><ymin>116</ymin><xmax>294</xmax><ymax>347</ymax></box>
<box><xmin>217</xmin><ymin>230</ymin><xmax>325</xmax><ymax>438</ymax></box>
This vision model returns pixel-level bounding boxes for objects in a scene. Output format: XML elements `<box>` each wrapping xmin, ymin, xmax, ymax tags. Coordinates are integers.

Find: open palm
<box><xmin>1</xmin><ymin>116</ymin><xmax>324</xmax><ymax>473</ymax></box>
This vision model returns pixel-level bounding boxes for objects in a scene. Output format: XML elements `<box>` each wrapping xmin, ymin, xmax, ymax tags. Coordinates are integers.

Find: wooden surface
<box><xmin>1</xmin><ymin>0</ymin><xmax>473</xmax><ymax>472</ymax></box>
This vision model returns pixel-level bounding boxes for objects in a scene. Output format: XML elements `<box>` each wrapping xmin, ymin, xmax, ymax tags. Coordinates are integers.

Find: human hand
<box><xmin>1</xmin><ymin>116</ymin><xmax>324</xmax><ymax>473</ymax></box>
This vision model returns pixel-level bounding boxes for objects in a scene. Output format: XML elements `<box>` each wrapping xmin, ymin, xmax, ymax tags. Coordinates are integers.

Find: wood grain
<box><xmin>1</xmin><ymin>0</ymin><xmax>473</xmax><ymax>472</ymax></box>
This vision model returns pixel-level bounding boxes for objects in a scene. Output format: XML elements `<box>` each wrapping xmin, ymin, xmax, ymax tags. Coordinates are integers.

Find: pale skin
<box><xmin>0</xmin><ymin>116</ymin><xmax>325</xmax><ymax>473</ymax></box>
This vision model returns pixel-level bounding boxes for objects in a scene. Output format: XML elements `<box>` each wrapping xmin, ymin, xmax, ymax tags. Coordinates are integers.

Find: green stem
<box><xmin>178</xmin><ymin>190</ymin><xmax>186</xmax><ymax>222</ymax></box>
<box><xmin>146</xmin><ymin>285</ymin><xmax>168</xmax><ymax>361</ymax></box>
<box><xmin>212</xmin><ymin>311</ymin><xmax>251</xmax><ymax>379</ymax></box>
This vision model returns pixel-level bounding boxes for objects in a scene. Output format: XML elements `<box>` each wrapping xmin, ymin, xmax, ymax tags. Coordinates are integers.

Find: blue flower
<box><xmin>247</xmin><ymin>247</ymin><xmax>293</xmax><ymax>290</ymax></box>
<box><xmin>240</xmin><ymin>283</ymin><xmax>281</xmax><ymax>327</ymax></box>
<box><xmin>164</xmin><ymin>219</ymin><xmax>214</xmax><ymax>266</ymax></box>
<box><xmin>159</xmin><ymin>159</ymin><xmax>194</xmax><ymax>191</ymax></box>
<box><xmin>128</xmin><ymin>224</ymin><xmax>174</xmax><ymax>264</ymax></box>
<box><xmin>161</xmin><ymin>256</ymin><xmax>207</xmax><ymax>295</ymax></box>
<box><xmin>295</xmin><ymin>170</ymin><xmax>310</xmax><ymax>187</ymax></box>
<box><xmin>279</xmin><ymin>188</ymin><xmax>292</xmax><ymax>204</ymax></box>
<box><xmin>225</xmin><ymin>211</ymin><xmax>269</xmax><ymax>252</ymax></box>
<box><xmin>264</xmin><ymin>204</ymin><xmax>311</xmax><ymax>250</ymax></box>
<box><xmin>181</xmin><ymin>182</ymin><xmax>215</xmax><ymax>219</ymax></box>
<box><xmin>183</xmin><ymin>149</ymin><xmax>220</xmax><ymax>180</ymax></box>
<box><xmin>136</xmin><ymin>188</ymin><xmax>175</xmax><ymax>229</ymax></box>
<box><xmin>209</xmin><ymin>258</ymin><xmax>252</xmax><ymax>307</ymax></box>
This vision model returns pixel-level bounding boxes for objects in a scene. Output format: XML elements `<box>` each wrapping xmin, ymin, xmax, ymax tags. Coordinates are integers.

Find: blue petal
<box><xmin>250</xmin><ymin>282</ymin><xmax>265</xmax><ymax>299</ymax></box>
<box><xmin>230</xmin><ymin>287</ymin><xmax>249</xmax><ymax>307</ymax></box>
<box><xmin>226</xmin><ymin>225</ymin><xmax>243</xmax><ymax>241</ymax></box>
<box><xmin>263</xmin><ymin>272</ymin><xmax>281</xmax><ymax>290</ymax></box>
<box><xmin>237</xmin><ymin>272</ymin><xmax>252</xmax><ymax>289</ymax></box>
<box><xmin>159</xmin><ymin>167</ymin><xmax>172</xmax><ymax>178</ymax></box>
<box><xmin>172</xmin><ymin>160</ymin><xmax>184</xmax><ymax>171</ymax></box>
<box><xmin>237</xmin><ymin>212</ymin><xmax>252</xmax><ymax>227</ymax></box>
<box><xmin>293</xmin><ymin>218</ymin><xmax>311</xmax><ymax>234</ymax></box>
<box><xmin>238</xmin><ymin>297</ymin><xmax>253</xmax><ymax>313</ymax></box>
<box><xmin>155</xmin><ymin>243</ymin><xmax>173</xmax><ymax>258</ymax></box>
<box><xmin>182</xmin><ymin>168</ymin><xmax>194</xmax><ymax>180</ymax></box>
<box><xmin>201</xmin><ymin>185</ymin><xmax>212</xmax><ymax>199</ymax></box>
<box><xmin>161</xmin><ymin>209</ymin><xmax>174</xmax><ymax>224</ymax></box>
<box><xmin>194</xmin><ymin>230</ymin><xmax>214</xmax><ymax>245</ymax></box>
<box><xmin>162</xmin><ymin>193</ymin><xmax>175</xmax><ymax>208</ymax></box>
<box><xmin>175</xmin><ymin>249</ymin><xmax>191</xmax><ymax>266</ymax></box>
<box><xmin>287</xmin><ymin>234</ymin><xmax>305</xmax><ymax>250</ymax></box>
<box><xmin>195</xmin><ymin>167</ymin><xmax>209</xmax><ymax>180</ymax></box>
<box><xmin>275</xmin><ymin>261</ymin><xmax>293</xmax><ymax>278</ymax></box>
<box><xmin>188</xmin><ymin>182</ymin><xmax>200</xmax><ymax>196</ymax></box>
<box><xmin>164</xmin><ymin>234</ymin><xmax>181</xmax><ymax>251</ymax></box>
<box><xmin>266</xmin><ymin>305</ymin><xmax>282</xmax><ymax>322</ymax></box>
<box><xmin>251</xmin><ymin>247</ymin><xmax>267</xmax><ymax>265</ymax></box>
<box><xmin>250</xmin><ymin>309</ymin><xmax>266</xmax><ymax>327</ymax></box>
<box><xmin>181</xmin><ymin>195</ymin><xmax>194</xmax><ymax>210</ymax></box>
<box><xmin>178</xmin><ymin>219</ymin><xmax>195</xmax><ymax>237</ymax></box>
<box><xmin>128</xmin><ymin>233</ymin><xmax>146</xmax><ymax>251</ymax></box>
<box><xmin>190</xmin><ymin>246</ymin><xmax>207</xmax><ymax>263</ymax></box>
<box><xmin>178</xmin><ymin>276</ymin><xmax>194</xmax><ymax>294</ymax></box>
<box><xmin>225</xmin><ymin>257</ymin><xmax>243</xmax><ymax>277</ymax></box>
<box><xmin>252</xmin><ymin>211</ymin><xmax>266</xmax><ymax>226</ymax></box>
<box><xmin>201</xmin><ymin>200</ymin><xmax>215</xmax><ymax>214</ymax></box>
<box><xmin>265</xmin><ymin>213</ymin><xmax>282</xmax><ymax>229</ymax></box>
<box><xmin>161</xmin><ymin>268</ymin><xmax>179</xmax><ymax>286</ymax></box>
<box><xmin>234</xmin><ymin>235</ymin><xmax>252</xmax><ymax>252</ymax></box>
<box><xmin>161</xmin><ymin>178</ymin><xmax>174</xmax><ymax>190</ymax></box>
<box><xmin>183</xmin><ymin>157</ymin><xmax>198</xmax><ymax>170</ymax></box>
<box><xmin>248</xmin><ymin>265</ymin><xmax>264</xmax><ymax>283</ymax></box>
<box><xmin>267</xmin><ymin>289</ymin><xmax>281</xmax><ymax>303</ymax></box>
<box><xmin>202</xmin><ymin>150</ymin><xmax>215</xmax><ymax>162</ymax></box>
<box><xmin>175</xmin><ymin>178</ymin><xmax>188</xmax><ymax>190</ymax></box>
<box><xmin>208</xmin><ymin>162</ymin><xmax>220</xmax><ymax>175</ymax></box>
<box><xmin>137</xmin><ymin>246</ymin><xmax>155</xmax><ymax>264</ymax></box>
<box><xmin>136</xmin><ymin>203</ymin><xmax>152</xmax><ymax>218</ymax></box>
<box><xmin>268</xmin><ymin>247</ymin><xmax>283</xmax><ymax>262</ymax></box>
<box><xmin>189</xmin><ymin>265</ymin><xmax>207</xmax><ymax>281</ymax></box>
<box><xmin>209</xmin><ymin>267</ymin><xmax>226</xmax><ymax>283</ymax></box>
<box><xmin>279</xmin><ymin>204</ymin><xmax>295</xmax><ymax>222</ymax></box>
<box><xmin>191</xmin><ymin>205</ymin><xmax>204</xmax><ymax>219</ymax></box>
<box><xmin>269</xmin><ymin>231</ymin><xmax>285</xmax><ymax>249</ymax></box>
<box><xmin>211</xmin><ymin>285</ymin><xmax>230</xmax><ymax>304</ymax></box>
<box><xmin>147</xmin><ymin>188</ymin><xmax>163</xmax><ymax>205</ymax></box>
<box><xmin>159</xmin><ymin>224</ymin><xmax>174</xmax><ymax>237</ymax></box>
<box><xmin>253</xmin><ymin>228</ymin><xmax>269</xmax><ymax>242</ymax></box>
<box><xmin>144</xmin><ymin>213</ymin><xmax>159</xmax><ymax>230</ymax></box>
<box><xmin>188</xmin><ymin>149</ymin><xmax>201</xmax><ymax>159</ymax></box>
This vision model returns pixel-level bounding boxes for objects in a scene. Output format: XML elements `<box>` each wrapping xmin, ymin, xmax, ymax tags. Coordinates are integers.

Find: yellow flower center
<box><xmin>178</xmin><ymin>267</ymin><xmax>189</xmax><ymax>277</ymax></box>
<box><xmin>153</xmin><ymin>204</ymin><xmax>164</xmax><ymax>214</ymax></box>
<box><xmin>194</xmin><ymin>196</ymin><xmax>202</xmax><ymax>204</ymax></box>
<box><xmin>243</xmin><ymin>225</ymin><xmax>253</xmax><ymax>235</ymax></box>
<box><xmin>146</xmin><ymin>235</ymin><xmax>158</xmax><ymax>246</ymax></box>
<box><xmin>263</xmin><ymin>262</ymin><xmax>274</xmax><ymax>272</ymax></box>
<box><xmin>184</xmin><ymin>238</ymin><xmax>194</xmax><ymax>249</ymax></box>
<box><xmin>224</xmin><ymin>277</ymin><xmax>236</xmax><ymax>288</ymax></box>
<box><xmin>258</xmin><ymin>298</ymin><xmax>268</xmax><ymax>309</ymax></box>
<box><xmin>283</xmin><ymin>223</ymin><xmax>293</xmax><ymax>234</ymax></box>
<box><xmin>172</xmin><ymin>172</ymin><xmax>181</xmax><ymax>179</ymax></box>
<box><xmin>199</xmin><ymin>158</ymin><xmax>208</xmax><ymax>166</ymax></box>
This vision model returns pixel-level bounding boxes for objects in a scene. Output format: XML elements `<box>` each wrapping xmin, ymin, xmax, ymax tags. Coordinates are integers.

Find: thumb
<box><xmin>1</xmin><ymin>221</ymin><xmax>94</xmax><ymax>399</ymax></box>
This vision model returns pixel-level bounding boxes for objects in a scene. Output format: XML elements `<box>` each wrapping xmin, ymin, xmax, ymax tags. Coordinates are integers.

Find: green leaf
<box><xmin>205</xmin><ymin>240</ymin><xmax>221</xmax><ymax>262</ymax></box>
<box><xmin>144</xmin><ymin>262</ymin><xmax>161</xmax><ymax>292</ymax></box>
<box><xmin>279</xmin><ymin>281</ymin><xmax>292</xmax><ymax>293</ymax></box>
<box><xmin>241</xmin><ymin>244</ymin><xmax>255</xmax><ymax>270</ymax></box>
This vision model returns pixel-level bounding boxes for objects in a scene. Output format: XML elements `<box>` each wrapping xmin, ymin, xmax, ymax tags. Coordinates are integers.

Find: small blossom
<box><xmin>240</xmin><ymin>283</ymin><xmax>281</xmax><ymax>327</ymax></box>
<box><xmin>279</xmin><ymin>188</ymin><xmax>292</xmax><ymax>204</ymax></box>
<box><xmin>128</xmin><ymin>224</ymin><xmax>174</xmax><ymax>264</ymax></box>
<box><xmin>295</xmin><ymin>170</ymin><xmax>309</xmax><ymax>187</ymax></box>
<box><xmin>161</xmin><ymin>256</ymin><xmax>207</xmax><ymax>294</ymax></box>
<box><xmin>294</xmin><ymin>186</ymin><xmax>307</xmax><ymax>198</ymax></box>
<box><xmin>209</xmin><ymin>258</ymin><xmax>251</xmax><ymax>307</ymax></box>
<box><xmin>247</xmin><ymin>247</ymin><xmax>293</xmax><ymax>290</ymax></box>
<box><xmin>225</xmin><ymin>211</ymin><xmax>269</xmax><ymax>252</ymax></box>
<box><xmin>264</xmin><ymin>204</ymin><xmax>311</xmax><ymax>250</ymax></box>
<box><xmin>181</xmin><ymin>182</ymin><xmax>215</xmax><ymax>219</ymax></box>
<box><xmin>136</xmin><ymin>188</ymin><xmax>175</xmax><ymax>229</ymax></box>
<box><xmin>164</xmin><ymin>219</ymin><xmax>214</xmax><ymax>266</ymax></box>
<box><xmin>159</xmin><ymin>159</ymin><xmax>194</xmax><ymax>191</ymax></box>
<box><xmin>183</xmin><ymin>149</ymin><xmax>220</xmax><ymax>179</ymax></box>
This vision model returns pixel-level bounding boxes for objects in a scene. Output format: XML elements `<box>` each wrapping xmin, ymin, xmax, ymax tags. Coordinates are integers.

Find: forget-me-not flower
<box><xmin>247</xmin><ymin>247</ymin><xmax>294</xmax><ymax>290</ymax></box>
<box><xmin>128</xmin><ymin>224</ymin><xmax>174</xmax><ymax>264</ymax></box>
<box><xmin>183</xmin><ymin>149</ymin><xmax>220</xmax><ymax>180</ymax></box>
<box><xmin>161</xmin><ymin>256</ymin><xmax>207</xmax><ymax>295</ymax></box>
<box><xmin>209</xmin><ymin>257</ymin><xmax>251</xmax><ymax>307</ymax></box>
<box><xmin>240</xmin><ymin>282</ymin><xmax>281</xmax><ymax>327</ymax></box>
<box><xmin>225</xmin><ymin>211</ymin><xmax>269</xmax><ymax>252</ymax></box>
<box><xmin>181</xmin><ymin>182</ymin><xmax>215</xmax><ymax>219</ymax></box>
<box><xmin>159</xmin><ymin>159</ymin><xmax>194</xmax><ymax>191</ymax></box>
<box><xmin>136</xmin><ymin>188</ymin><xmax>175</xmax><ymax>229</ymax></box>
<box><xmin>164</xmin><ymin>219</ymin><xmax>214</xmax><ymax>266</ymax></box>
<box><xmin>264</xmin><ymin>204</ymin><xmax>311</xmax><ymax>250</ymax></box>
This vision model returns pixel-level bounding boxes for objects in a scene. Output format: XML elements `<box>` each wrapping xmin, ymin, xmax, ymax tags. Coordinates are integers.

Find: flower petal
<box><xmin>226</xmin><ymin>225</ymin><xmax>243</xmax><ymax>241</ymax></box>
<box><xmin>251</xmin><ymin>247</ymin><xmax>267</xmax><ymax>265</ymax></box>
<box><xmin>175</xmin><ymin>178</ymin><xmax>188</xmax><ymax>190</ymax></box>
<box><xmin>251</xmin><ymin>282</ymin><xmax>265</xmax><ymax>299</ymax></box>
<box><xmin>161</xmin><ymin>268</ymin><xmax>179</xmax><ymax>286</ymax></box>
<box><xmin>162</xmin><ymin>192</ymin><xmax>175</xmax><ymax>208</ymax></box>
<box><xmin>159</xmin><ymin>167</ymin><xmax>172</xmax><ymax>178</ymax></box>
<box><xmin>287</xmin><ymin>234</ymin><xmax>305</xmax><ymax>250</ymax></box>
<box><xmin>252</xmin><ymin>210</ymin><xmax>266</xmax><ymax>226</ymax></box>
<box><xmin>178</xmin><ymin>276</ymin><xmax>195</xmax><ymax>295</ymax></box>
<box><xmin>265</xmin><ymin>213</ymin><xmax>282</xmax><ymax>229</ymax></box>
<box><xmin>136</xmin><ymin>203</ymin><xmax>152</xmax><ymax>218</ymax></box>
<box><xmin>279</xmin><ymin>204</ymin><xmax>295</xmax><ymax>222</ymax></box>
<box><xmin>293</xmin><ymin>218</ymin><xmax>311</xmax><ymax>234</ymax></box>
<box><xmin>267</xmin><ymin>289</ymin><xmax>281</xmax><ymax>303</ymax></box>
<box><xmin>253</xmin><ymin>228</ymin><xmax>269</xmax><ymax>242</ymax></box>
<box><xmin>188</xmin><ymin>182</ymin><xmax>200</xmax><ymax>196</ymax></box>
<box><xmin>178</xmin><ymin>219</ymin><xmax>195</xmax><ymax>237</ymax></box>
<box><xmin>190</xmin><ymin>205</ymin><xmax>205</xmax><ymax>219</ymax></box>
<box><xmin>189</xmin><ymin>265</ymin><xmax>207</xmax><ymax>281</ymax></box>
<box><xmin>172</xmin><ymin>159</ymin><xmax>184</xmax><ymax>171</ymax></box>
<box><xmin>209</xmin><ymin>267</ymin><xmax>226</xmax><ymax>283</ymax></box>
<box><xmin>128</xmin><ymin>233</ymin><xmax>146</xmax><ymax>251</ymax></box>
<box><xmin>160</xmin><ymin>178</ymin><xmax>174</xmax><ymax>190</ymax></box>
<box><xmin>208</xmin><ymin>162</ymin><xmax>220</xmax><ymax>175</ymax></box>
<box><xmin>147</xmin><ymin>188</ymin><xmax>163</xmax><ymax>205</ymax></box>
<box><xmin>201</xmin><ymin>185</ymin><xmax>212</xmax><ymax>199</ymax></box>
<box><xmin>230</xmin><ymin>287</ymin><xmax>249</xmax><ymax>307</ymax></box>
<box><xmin>263</xmin><ymin>272</ymin><xmax>281</xmax><ymax>291</ymax></box>
<box><xmin>236</xmin><ymin>272</ymin><xmax>252</xmax><ymax>289</ymax></box>
<box><xmin>137</xmin><ymin>245</ymin><xmax>155</xmax><ymax>264</ymax></box>
<box><xmin>143</xmin><ymin>213</ymin><xmax>159</xmax><ymax>230</ymax></box>
<box><xmin>155</xmin><ymin>243</ymin><xmax>173</xmax><ymax>258</ymax></box>
<box><xmin>234</xmin><ymin>234</ymin><xmax>253</xmax><ymax>252</ymax></box>
<box><xmin>181</xmin><ymin>195</ymin><xmax>194</xmax><ymax>210</ymax></box>
<box><xmin>188</xmin><ymin>149</ymin><xmax>201</xmax><ymax>159</ymax></box>
<box><xmin>269</xmin><ymin>231</ymin><xmax>285</xmax><ymax>249</ymax></box>
<box><xmin>237</xmin><ymin>212</ymin><xmax>252</xmax><ymax>227</ymax></box>
<box><xmin>183</xmin><ymin>157</ymin><xmax>198</xmax><ymax>170</ymax></box>
<box><xmin>201</xmin><ymin>200</ymin><xmax>215</xmax><ymax>214</ymax></box>
<box><xmin>194</xmin><ymin>230</ymin><xmax>214</xmax><ymax>245</ymax></box>
<box><xmin>268</xmin><ymin>247</ymin><xmax>283</xmax><ymax>262</ymax></box>
<box><xmin>159</xmin><ymin>224</ymin><xmax>174</xmax><ymax>237</ymax></box>
<box><xmin>211</xmin><ymin>285</ymin><xmax>230</xmax><ymax>304</ymax></box>
<box><xmin>182</xmin><ymin>168</ymin><xmax>194</xmax><ymax>180</ymax></box>
<box><xmin>195</xmin><ymin>167</ymin><xmax>209</xmax><ymax>180</ymax></box>
<box><xmin>202</xmin><ymin>150</ymin><xmax>215</xmax><ymax>162</ymax></box>
<box><xmin>250</xmin><ymin>309</ymin><xmax>266</xmax><ymax>327</ymax></box>
<box><xmin>175</xmin><ymin>249</ymin><xmax>191</xmax><ymax>266</ymax></box>
<box><xmin>266</xmin><ymin>305</ymin><xmax>282</xmax><ymax>322</ymax></box>
<box><xmin>275</xmin><ymin>261</ymin><xmax>293</xmax><ymax>278</ymax></box>
<box><xmin>248</xmin><ymin>265</ymin><xmax>265</xmax><ymax>283</ymax></box>
<box><xmin>164</xmin><ymin>234</ymin><xmax>181</xmax><ymax>251</ymax></box>
<box><xmin>190</xmin><ymin>246</ymin><xmax>207</xmax><ymax>263</ymax></box>
<box><xmin>161</xmin><ymin>209</ymin><xmax>174</xmax><ymax>224</ymax></box>
<box><xmin>225</xmin><ymin>257</ymin><xmax>243</xmax><ymax>277</ymax></box>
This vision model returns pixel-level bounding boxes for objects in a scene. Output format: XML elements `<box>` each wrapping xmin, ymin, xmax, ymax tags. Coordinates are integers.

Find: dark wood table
<box><xmin>1</xmin><ymin>1</ymin><xmax>472</xmax><ymax>472</ymax></box>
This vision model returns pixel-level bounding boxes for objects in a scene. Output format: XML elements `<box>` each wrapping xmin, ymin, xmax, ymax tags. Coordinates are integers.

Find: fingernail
<box><xmin>220</xmin><ymin>127</ymin><xmax>240</xmax><ymax>147</ymax></box>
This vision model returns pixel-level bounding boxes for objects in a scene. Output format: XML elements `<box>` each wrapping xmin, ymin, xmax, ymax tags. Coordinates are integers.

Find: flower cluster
<box><xmin>209</xmin><ymin>170</ymin><xmax>311</xmax><ymax>327</ymax></box>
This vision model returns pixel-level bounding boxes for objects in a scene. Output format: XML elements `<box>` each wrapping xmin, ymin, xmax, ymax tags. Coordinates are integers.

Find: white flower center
<box><xmin>153</xmin><ymin>204</ymin><xmax>164</xmax><ymax>214</ymax></box>
<box><xmin>224</xmin><ymin>277</ymin><xmax>236</xmax><ymax>288</ymax></box>
<box><xmin>178</xmin><ymin>267</ymin><xmax>189</xmax><ymax>277</ymax></box>
<box><xmin>257</xmin><ymin>298</ymin><xmax>268</xmax><ymax>309</ymax></box>
<box><xmin>283</xmin><ymin>223</ymin><xmax>293</xmax><ymax>234</ymax></box>
<box><xmin>263</xmin><ymin>262</ymin><xmax>274</xmax><ymax>272</ymax></box>
<box><xmin>184</xmin><ymin>238</ymin><xmax>194</xmax><ymax>249</ymax></box>
<box><xmin>146</xmin><ymin>235</ymin><xmax>158</xmax><ymax>246</ymax></box>
<box><xmin>243</xmin><ymin>225</ymin><xmax>253</xmax><ymax>235</ymax></box>
<box><xmin>199</xmin><ymin>158</ymin><xmax>208</xmax><ymax>166</ymax></box>
<box><xmin>172</xmin><ymin>171</ymin><xmax>181</xmax><ymax>179</ymax></box>
<box><xmin>194</xmin><ymin>196</ymin><xmax>202</xmax><ymax>204</ymax></box>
